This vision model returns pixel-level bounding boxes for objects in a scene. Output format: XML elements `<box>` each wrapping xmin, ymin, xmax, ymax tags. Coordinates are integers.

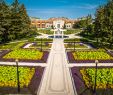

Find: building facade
<box><xmin>31</xmin><ymin>17</ymin><xmax>78</xmax><ymax>29</ymax></box>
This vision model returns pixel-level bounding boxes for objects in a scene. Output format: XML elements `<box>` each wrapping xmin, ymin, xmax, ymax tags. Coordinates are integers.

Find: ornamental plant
<box><xmin>0</xmin><ymin>66</ymin><xmax>35</xmax><ymax>88</ymax></box>
<box><xmin>80</xmin><ymin>68</ymin><xmax>113</xmax><ymax>89</ymax></box>
<box><xmin>3</xmin><ymin>49</ymin><xmax>43</xmax><ymax>60</ymax></box>
<box><xmin>73</xmin><ymin>50</ymin><xmax>113</xmax><ymax>60</ymax></box>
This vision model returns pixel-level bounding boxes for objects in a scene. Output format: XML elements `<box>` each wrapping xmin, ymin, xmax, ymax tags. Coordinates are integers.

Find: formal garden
<box><xmin>0</xmin><ymin>38</ymin><xmax>53</xmax><ymax>63</ymax></box>
<box><xmin>0</xmin><ymin>0</ymin><xmax>113</xmax><ymax>94</ymax></box>
<box><xmin>0</xmin><ymin>38</ymin><xmax>52</xmax><ymax>94</ymax></box>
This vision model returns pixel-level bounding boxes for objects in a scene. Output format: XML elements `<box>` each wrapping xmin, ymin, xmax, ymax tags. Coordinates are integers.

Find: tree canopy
<box><xmin>0</xmin><ymin>0</ymin><xmax>37</xmax><ymax>43</ymax></box>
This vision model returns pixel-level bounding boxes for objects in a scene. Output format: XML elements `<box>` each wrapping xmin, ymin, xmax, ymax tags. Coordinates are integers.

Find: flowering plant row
<box><xmin>0</xmin><ymin>66</ymin><xmax>35</xmax><ymax>88</ymax></box>
<box><xmin>72</xmin><ymin>51</ymin><xmax>113</xmax><ymax>60</ymax></box>
<box><xmin>3</xmin><ymin>49</ymin><xmax>43</xmax><ymax>60</ymax></box>
<box><xmin>80</xmin><ymin>68</ymin><xmax>113</xmax><ymax>89</ymax></box>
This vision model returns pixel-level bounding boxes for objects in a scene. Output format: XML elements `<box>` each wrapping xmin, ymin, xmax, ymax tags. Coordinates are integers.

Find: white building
<box><xmin>31</xmin><ymin>17</ymin><xmax>78</xmax><ymax>29</ymax></box>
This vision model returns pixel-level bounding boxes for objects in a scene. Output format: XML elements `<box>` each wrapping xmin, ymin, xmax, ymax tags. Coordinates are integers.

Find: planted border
<box><xmin>0</xmin><ymin>66</ymin><xmax>44</xmax><ymax>95</ymax></box>
<box><xmin>0</xmin><ymin>50</ymin><xmax>49</xmax><ymax>63</ymax></box>
<box><xmin>71</xmin><ymin>67</ymin><xmax>113</xmax><ymax>95</ymax></box>
<box><xmin>67</xmin><ymin>50</ymin><xmax>113</xmax><ymax>63</ymax></box>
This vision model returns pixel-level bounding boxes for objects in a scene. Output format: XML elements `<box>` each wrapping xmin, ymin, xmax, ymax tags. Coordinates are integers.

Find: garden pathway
<box><xmin>38</xmin><ymin>39</ymin><xmax>75</xmax><ymax>95</ymax></box>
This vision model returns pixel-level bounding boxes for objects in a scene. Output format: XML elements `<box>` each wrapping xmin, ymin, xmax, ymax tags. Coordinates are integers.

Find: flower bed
<box><xmin>73</xmin><ymin>51</ymin><xmax>113</xmax><ymax>60</ymax></box>
<box><xmin>0</xmin><ymin>42</ymin><xmax>25</xmax><ymax>50</ymax></box>
<box><xmin>71</xmin><ymin>67</ymin><xmax>113</xmax><ymax>95</ymax></box>
<box><xmin>0</xmin><ymin>50</ymin><xmax>11</xmax><ymax>58</ymax></box>
<box><xmin>67</xmin><ymin>50</ymin><xmax>113</xmax><ymax>63</ymax></box>
<box><xmin>0</xmin><ymin>66</ymin><xmax>44</xmax><ymax>94</ymax></box>
<box><xmin>3</xmin><ymin>49</ymin><xmax>43</xmax><ymax>60</ymax></box>
<box><xmin>0</xmin><ymin>49</ymin><xmax>49</xmax><ymax>63</ymax></box>
<box><xmin>65</xmin><ymin>43</ymin><xmax>88</xmax><ymax>49</ymax></box>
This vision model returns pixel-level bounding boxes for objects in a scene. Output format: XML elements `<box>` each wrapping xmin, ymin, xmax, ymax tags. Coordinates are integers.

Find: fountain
<box><xmin>48</xmin><ymin>28</ymin><xmax>69</xmax><ymax>38</ymax></box>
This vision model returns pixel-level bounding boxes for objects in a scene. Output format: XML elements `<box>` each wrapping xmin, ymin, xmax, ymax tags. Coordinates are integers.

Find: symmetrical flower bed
<box><xmin>81</xmin><ymin>68</ymin><xmax>113</xmax><ymax>89</ymax></box>
<box><xmin>0</xmin><ymin>42</ymin><xmax>49</xmax><ymax>63</ymax></box>
<box><xmin>73</xmin><ymin>50</ymin><xmax>113</xmax><ymax>60</ymax></box>
<box><xmin>71</xmin><ymin>67</ymin><xmax>113</xmax><ymax>95</ymax></box>
<box><xmin>0</xmin><ymin>66</ymin><xmax>34</xmax><ymax>88</ymax></box>
<box><xmin>67</xmin><ymin>49</ymin><xmax>113</xmax><ymax>63</ymax></box>
<box><xmin>0</xmin><ymin>49</ymin><xmax>49</xmax><ymax>63</ymax></box>
<box><xmin>0</xmin><ymin>42</ymin><xmax>25</xmax><ymax>50</ymax></box>
<box><xmin>3</xmin><ymin>49</ymin><xmax>43</xmax><ymax>60</ymax></box>
<box><xmin>65</xmin><ymin>43</ymin><xmax>88</xmax><ymax>49</ymax></box>
<box><xmin>28</xmin><ymin>42</ymin><xmax>52</xmax><ymax>50</ymax></box>
<box><xmin>0</xmin><ymin>66</ymin><xmax>44</xmax><ymax>94</ymax></box>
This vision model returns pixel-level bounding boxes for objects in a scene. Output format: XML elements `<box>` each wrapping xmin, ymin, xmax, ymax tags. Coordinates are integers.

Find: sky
<box><xmin>6</xmin><ymin>0</ymin><xmax>107</xmax><ymax>19</ymax></box>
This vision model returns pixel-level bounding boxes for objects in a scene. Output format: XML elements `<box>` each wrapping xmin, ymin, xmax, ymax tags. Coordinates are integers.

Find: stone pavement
<box><xmin>38</xmin><ymin>39</ymin><xmax>75</xmax><ymax>95</ymax></box>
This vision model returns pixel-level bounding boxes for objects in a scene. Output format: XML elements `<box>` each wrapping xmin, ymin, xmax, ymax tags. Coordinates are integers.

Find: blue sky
<box><xmin>6</xmin><ymin>0</ymin><xmax>107</xmax><ymax>19</ymax></box>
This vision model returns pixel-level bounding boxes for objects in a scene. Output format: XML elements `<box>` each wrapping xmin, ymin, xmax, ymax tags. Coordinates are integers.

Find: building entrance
<box><xmin>57</xmin><ymin>24</ymin><xmax>60</xmax><ymax>28</ymax></box>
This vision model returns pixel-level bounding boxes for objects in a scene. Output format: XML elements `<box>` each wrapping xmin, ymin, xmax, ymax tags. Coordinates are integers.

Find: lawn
<box><xmin>37</xmin><ymin>29</ymin><xmax>53</xmax><ymax>34</ymax></box>
<box><xmin>3</xmin><ymin>49</ymin><xmax>43</xmax><ymax>60</ymax></box>
<box><xmin>0</xmin><ymin>66</ymin><xmax>35</xmax><ymax>88</ymax></box>
<box><xmin>72</xmin><ymin>50</ymin><xmax>113</xmax><ymax>60</ymax></box>
<box><xmin>64</xmin><ymin>29</ymin><xmax>82</xmax><ymax>35</ymax></box>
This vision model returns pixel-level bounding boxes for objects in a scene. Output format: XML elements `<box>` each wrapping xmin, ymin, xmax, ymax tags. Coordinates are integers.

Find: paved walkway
<box><xmin>38</xmin><ymin>39</ymin><xmax>75</xmax><ymax>95</ymax></box>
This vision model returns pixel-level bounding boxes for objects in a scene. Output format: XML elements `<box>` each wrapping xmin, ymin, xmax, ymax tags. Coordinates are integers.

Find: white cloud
<box><xmin>27</xmin><ymin>9</ymin><xmax>65</xmax><ymax>14</ymax></box>
<box><xmin>71</xmin><ymin>4</ymin><xmax>98</xmax><ymax>9</ymax></box>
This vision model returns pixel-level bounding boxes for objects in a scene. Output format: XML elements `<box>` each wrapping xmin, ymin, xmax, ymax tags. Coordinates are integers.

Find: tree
<box><xmin>9</xmin><ymin>0</ymin><xmax>22</xmax><ymax>40</ymax></box>
<box><xmin>94</xmin><ymin>0</ymin><xmax>113</xmax><ymax>48</ymax></box>
<box><xmin>0</xmin><ymin>1</ymin><xmax>11</xmax><ymax>43</ymax></box>
<box><xmin>63</xmin><ymin>24</ymin><xmax>66</xmax><ymax>29</ymax></box>
<box><xmin>0</xmin><ymin>0</ymin><xmax>35</xmax><ymax>43</ymax></box>
<box><xmin>18</xmin><ymin>4</ymin><xmax>30</xmax><ymax>38</ymax></box>
<box><xmin>104</xmin><ymin>0</ymin><xmax>113</xmax><ymax>48</ymax></box>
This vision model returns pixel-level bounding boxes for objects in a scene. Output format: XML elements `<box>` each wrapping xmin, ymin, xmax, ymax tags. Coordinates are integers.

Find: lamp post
<box><xmin>93</xmin><ymin>60</ymin><xmax>99</xmax><ymax>95</ymax></box>
<box><xmin>15</xmin><ymin>59</ymin><xmax>20</xmax><ymax>93</ymax></box>
<box><xmin>74</xmin><ymin>38</ymin><xmax>75</xmax><ymax>51</ymax></box>
<box><xmin>40</xmin><ymin>38</ymin><xmax>42</xmax><ymax>52</ymax></box>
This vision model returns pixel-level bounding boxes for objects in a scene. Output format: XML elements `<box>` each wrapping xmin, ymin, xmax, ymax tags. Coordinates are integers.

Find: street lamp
<box><xmin>15</xmin><ymin>59</ymin><xmax>20</xmax><ymax>93</ymax></box>
<box><xmin>40</xmin><ymin>38</ymin><xmax>42</xmax><ymax>52</ymax></box>
<box><xmin>74</xmin><ymin>38</ymin><xmax>75</xmax><ymax>51</ymax></box>
<box><xmin>93</xmin><ymin>60</ymin><xmax>99</xmax><ymax>95</ymax></box>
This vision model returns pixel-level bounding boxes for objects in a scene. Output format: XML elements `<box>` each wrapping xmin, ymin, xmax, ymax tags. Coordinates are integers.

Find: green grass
<box><xmin>0</xmin><ymin>66</ymin><xmax>35</xmax><ymax>88</ymax></box>
<box><xmin>64</xmin><ymin>29</ymin><xmax>82</xmax><ymax>34</ymax></box>
<box><xmin>73</xmin><ymin>50</ymin><xmax>113</xmax><ymax>60</ymax></box>
<box><xmin>3</xmin><ymin>49</ymin><xmax>43</xmax><ymax>60</ymax></box>
<box><xmin>37</xmin><ymin>29</ymin><xmax>53</xmax><ymax>34</ymax></box>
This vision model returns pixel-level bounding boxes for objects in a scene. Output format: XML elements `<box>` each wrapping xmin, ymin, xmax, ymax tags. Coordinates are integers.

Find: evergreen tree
<box><xmin>94</xmin><ymin>0</ymin><xmax>113</xmax><ymax>48</ymax></box>
<box><xmin>18</xmin><ymin>4</ymin><xmax>30</xmax><ymax>38</ymax></box>
<box><xmin>105</xmin><ymin>0</ymin><xmax>113</xmax><ymax>48</ymax></box>
<box><xmin>0</xmin><ymin>1</ymin><xmax>11</xmax><ymax>42</ymax></box>
<box><xmin>10</xmin><ymin>0</ymin><xmax>22</xmax><ymax>40</ymax></box>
